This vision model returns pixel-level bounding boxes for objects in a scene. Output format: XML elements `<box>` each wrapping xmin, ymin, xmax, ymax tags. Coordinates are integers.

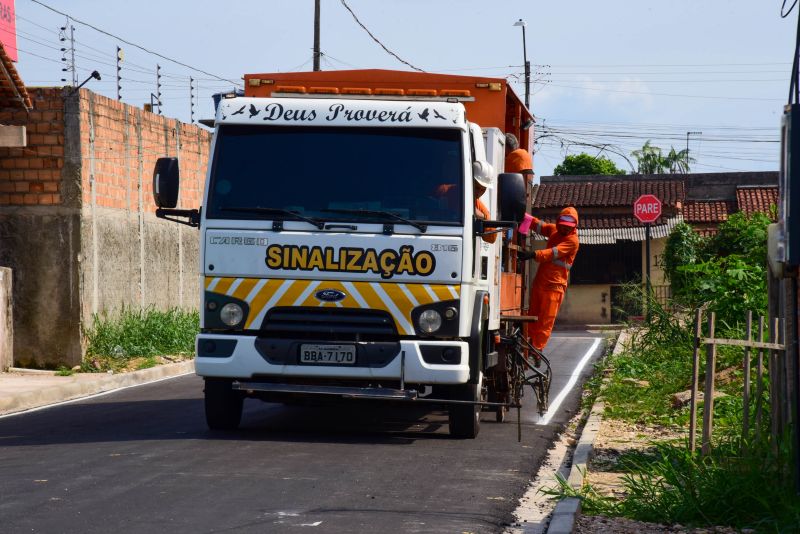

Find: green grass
<box><xmin>84</xmin><ymin>307</ymin><xmax>198</xmax><ymax>371</ymax></box>
<box><xmin>546</xmin><ymin>438</ymin><xmax>800</xmax><ymax>533</ymax></box>
<box><xmin>549</xmin><ymin>286</ymin><xmax>800</xmax><ymax>532</ymax></box>
<box><xmin>55</xmin><ymin>365</ymin><xmax>74</xmax><ymax>376</ymax></box>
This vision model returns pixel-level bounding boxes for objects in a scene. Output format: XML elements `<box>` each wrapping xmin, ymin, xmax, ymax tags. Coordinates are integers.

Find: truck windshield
<box><xmin>206</xmin><ymin>125</ymin><xmax>464</xmax><ymax>225</ymax></box>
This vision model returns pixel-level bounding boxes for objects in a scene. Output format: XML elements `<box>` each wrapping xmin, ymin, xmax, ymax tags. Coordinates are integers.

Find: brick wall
<box><xmin>0</xmin><ymin>87</ymin><xmax>212</xmax><ymax>367</ymax></box>
<box><xmin>0</xmin><ymin>87</ymin><xmax>66</xmax><ymax>207</ymax></box>
<box><xmin>78</xmin><ymin>90</ymin><xmax>209</xmax><ymax>213</ymax></box>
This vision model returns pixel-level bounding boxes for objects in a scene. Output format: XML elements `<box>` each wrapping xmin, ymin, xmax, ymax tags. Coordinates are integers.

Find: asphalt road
<box><xmin>0</xmin><ymin>333</ymin><xmax>604</xmax><ymax>534</ymax></box>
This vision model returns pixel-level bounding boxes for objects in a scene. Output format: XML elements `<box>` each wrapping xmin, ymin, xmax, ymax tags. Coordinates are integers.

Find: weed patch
<box><xmin>84</xmin><ymin>307</ymin><xmax>198</xmax><ymax>372</ymax></box>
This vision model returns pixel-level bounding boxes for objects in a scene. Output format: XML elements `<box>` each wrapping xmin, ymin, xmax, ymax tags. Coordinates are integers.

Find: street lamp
<box><xmin>513</xmin><ymin>18</ymin><xmax>530</xmax><ymax>109</ymax></box>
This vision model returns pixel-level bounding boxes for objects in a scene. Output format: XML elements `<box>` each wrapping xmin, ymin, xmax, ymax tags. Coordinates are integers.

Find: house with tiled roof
<box><xmin>532</xmin><ymin>171</ymin><xmax>777</xmax><ymax>324</ymax></box>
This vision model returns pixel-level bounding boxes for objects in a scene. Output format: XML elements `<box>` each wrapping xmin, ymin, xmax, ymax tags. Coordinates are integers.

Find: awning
<box><xmin>532</xmin><ymin>215</ymin><xmax>684</xmax><ymax>244</ymax></box>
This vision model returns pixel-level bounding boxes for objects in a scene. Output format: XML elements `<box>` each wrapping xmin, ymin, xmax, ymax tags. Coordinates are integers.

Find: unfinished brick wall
<box><xmin>0</xmin><ymin>87</ymin><xmax>212</xmax><ymax>367</ymax></box>
<box><xmin>0</xmin><ymin>87</ymin><xmax>66</xmax><ymax>207</ymax></box>
<box><xmin>77</xmin><ymin>92</ymin><xmax>209</xmax><ymax>214</ymax></box>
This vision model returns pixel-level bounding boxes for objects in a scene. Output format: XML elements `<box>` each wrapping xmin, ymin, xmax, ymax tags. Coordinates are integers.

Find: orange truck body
<box><xmin>243</xmin><ymin>69</ymin><xmax>534</xmax><ymax>158</ymax></box>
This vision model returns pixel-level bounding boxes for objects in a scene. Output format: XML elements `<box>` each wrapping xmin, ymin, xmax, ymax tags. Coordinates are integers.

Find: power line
<box><xmin>338</xmin><ymin>0</ymin><xmax>423</xmax><ymax>72</ymax></box>
<box><xmin>27</xmin><ymin>0</ymin><xmax>241</xmax><ymax>86</ymax></box>
<box><xmin>540</xmin><ymin>81</ymin><xmax>784</xmax><ymax>102</ymax></box>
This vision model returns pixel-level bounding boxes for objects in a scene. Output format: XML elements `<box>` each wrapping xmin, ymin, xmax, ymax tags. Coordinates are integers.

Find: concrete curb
<box><xmin>545</xmin><ymin>330</ymin><xmax>631</xmax><ymax>534</ymax></box>
<box><xmin>0</xmin><ymin>360</ymin><xmax>195</xmax><ymax>416</ymax></box>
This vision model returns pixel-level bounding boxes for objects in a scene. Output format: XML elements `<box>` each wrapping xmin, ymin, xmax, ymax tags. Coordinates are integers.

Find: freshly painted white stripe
<box><xmin>371</xmin><ymin>282</ymin><xmax>414</xmax><ymax>334</ymax></box>
<box><xmin>226</xmin><ymin>278</ymin><xmax>244</xmax><ymax>297</ymax></box>
<box><xmin>398</xmin><ymin>284</ymin><xmax>420</xmax><ymax>307</ymax></box>
<box><xmin>422</xmin><ymin>284</ymin><xmax>439</xmax><ymax>302</ymax></box>
<box><xmin>249</xmin><ymin>279</ymin><xmax>297</xmax><ymax>328</ymax></box>
<box><xmin>447</xmin><ymin>285</ymin><xmax>459</xmax><ymax>300</ymax></box>
<box><xmin>0</xmin><ymin>371</ymin><xmax>194</xmax><ymax>420</ymax></box>
<box><xmin>244</xmin><ymin>278</ymin><xmax>268</xmax><ymax>303</ymax></box>
<box><xmin>206</xmin><ymin>277</ymin><xmax>221</xmax><ymax>292</ymax></box>
<box><xmin>537</xmin><ymin>337</ymin><xmax>602</xmax><ymax>426</ymax></box>
<box><xmin>342</xmin><ymin>281</ymin><xmax>369</xmax><ymax>308</ymax></box>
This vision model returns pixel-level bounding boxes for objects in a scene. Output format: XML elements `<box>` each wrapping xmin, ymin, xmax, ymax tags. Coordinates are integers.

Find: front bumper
<box><xmin>195</xmin><ymin>334</ymin><xmax>470</xmax><ymax>385</ymax></box>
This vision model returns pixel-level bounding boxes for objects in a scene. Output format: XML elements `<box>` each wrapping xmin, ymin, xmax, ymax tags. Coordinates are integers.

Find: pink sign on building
<box><xmin>0</xmin><ymin>0</ymin><xmax>17</xmax><ymax>62</ymax></box>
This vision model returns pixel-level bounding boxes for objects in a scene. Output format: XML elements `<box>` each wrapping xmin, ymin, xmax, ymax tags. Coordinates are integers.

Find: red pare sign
<box><xmin>633</xmin><ymin>194</ymin><xmax>662</xmax><ymax>223</ymax></box>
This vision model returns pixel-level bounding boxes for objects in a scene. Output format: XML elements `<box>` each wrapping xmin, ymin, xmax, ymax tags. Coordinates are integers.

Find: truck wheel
<box><xmin>204</xmin><ymin>378</ymin><xmax>243</xmax><ymax>430</ymax></box>
<box><xmin>448</xmin><ymin>383</ymin><xmax>481</xmax><ymax>439</ymax></box>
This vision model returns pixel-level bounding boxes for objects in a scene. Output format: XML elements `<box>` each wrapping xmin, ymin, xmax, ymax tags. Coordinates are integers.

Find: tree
<box><xmin>553</xmin><ymin>153</ymin><xmax>626</xmax><ymax>175</ymax></box>
<box><xmin>663</xmin><ymin>147</ymin><xmax>694</xmax><ymax>174</ymax></box>
<box><xmin>631</xmin><ymin>141</ymin><xmax>695</xmax><ymax>174</ymax></box>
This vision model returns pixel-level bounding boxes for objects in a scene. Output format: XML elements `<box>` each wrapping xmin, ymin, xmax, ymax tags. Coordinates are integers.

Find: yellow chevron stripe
<box><xmin>277</xmin><ymin>279</ymin><xmax>311</xmax><ymax>307</ymax></box>
<box><xmin>205</xmin><ymin>277</ymin><xmax>459</xmax><ymax>335</ymax></box>
<box><xmin>245</xmin><ymin>279</ymin><xmax>286</xmax><ymax>329</ymax></box>
<box><xmin>431</xmin><ymin>285</ymin><xmax>453</xmax><ymax>301</ymax></box>
<box><xmin>213</xmin><ymin>277</ymin><xmax>236</xmax><ymax>294</ymax></box>
<box><xmin>231</xmin><ymin>278</ymin><xmax>259</xmax><ymax>301</ymax></box>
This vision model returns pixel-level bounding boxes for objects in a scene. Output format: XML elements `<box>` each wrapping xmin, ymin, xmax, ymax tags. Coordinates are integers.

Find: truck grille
<box><xmin>260</xmin><ymin>307</ymin><xmax>398</xmax><ymax>341</ymax></box>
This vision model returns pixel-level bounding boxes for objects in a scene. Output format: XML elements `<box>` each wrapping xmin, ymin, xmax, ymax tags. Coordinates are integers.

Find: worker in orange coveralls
<box><xmin>518</xmin><ymin>207</ymin><xmax>580</xmax><ymax>351</ymax></box>
<box><xmin>504</xmin><ymin>133</ymin><xmax>533</xmax><ymax>176</ymax></box>
<box><xmin>434</xmin><ymin>162</ymin><xmax>497</xmax><ymax>243</ymax></box>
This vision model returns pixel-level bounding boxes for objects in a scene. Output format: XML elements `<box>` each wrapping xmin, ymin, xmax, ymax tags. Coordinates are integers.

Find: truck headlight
<box><xmin>220</xmin><ymin>303</ymin><xmax>244</xmax><ymax>327</ymax></box>
<box><xmin>417</xmin><ymin>309</ymin><xmax>442</xmax><ymax>334</ymax></box>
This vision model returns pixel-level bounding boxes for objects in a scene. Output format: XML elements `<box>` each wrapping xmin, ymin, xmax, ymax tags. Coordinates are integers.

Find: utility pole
<box><xmin>313</xmin><ymin>0</ymin><xmax>321</xmax><ymax>71</ymax></box>
<box><xmin>514</xmin><ymin>19</ymin><xmax>530</xmax><ymax>109</ymax></box>
<box><xmin>686</xmin><ymin>131</ymin><xmax>702</xmax><ymax>167</ymax></box>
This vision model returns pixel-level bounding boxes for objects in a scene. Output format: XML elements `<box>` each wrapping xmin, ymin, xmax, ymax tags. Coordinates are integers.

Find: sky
<box><xmin>8</xmin><ymin>0</ymin><xmax>796</xmax><ymax>177</ymax></box>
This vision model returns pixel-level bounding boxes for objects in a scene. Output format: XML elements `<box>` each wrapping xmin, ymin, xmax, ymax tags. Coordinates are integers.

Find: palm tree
<box><xmin>631</xmin><ymin>141</ymin><xmax>695</xmax><ymax>174</ymax></box>
<box><xmin>663</xmin><ymin>146</ymin><xmax>694</xmax><ymax>174</ymax></box>
<box><xmin>631</xmin><ymin>140</ymin><xmax>665</xmax><ymax>174</ymax></box>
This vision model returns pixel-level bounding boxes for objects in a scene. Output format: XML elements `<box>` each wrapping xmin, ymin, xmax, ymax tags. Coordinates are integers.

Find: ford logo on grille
<box><xmin>315</xmin><ymin>289</ymin><xmax>346</xmax><ymax>302</ymax></box>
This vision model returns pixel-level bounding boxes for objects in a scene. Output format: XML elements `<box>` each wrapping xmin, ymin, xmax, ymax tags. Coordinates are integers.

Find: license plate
<box><xmin>299</xmin><ymin>344</ymin><xmax>356</xmax><ymax>365</ymax></box>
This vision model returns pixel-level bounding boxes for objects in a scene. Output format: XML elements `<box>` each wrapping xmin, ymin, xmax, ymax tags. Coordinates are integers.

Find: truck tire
<box><xmin>448</xmin><ymin>383</ymin><xmax>481</xmax><ymax>439</ymax></box>
<box><xmin>204</xmin><ymin>378</ymin><xmax>243</xmax><ymax>430</ymax></box>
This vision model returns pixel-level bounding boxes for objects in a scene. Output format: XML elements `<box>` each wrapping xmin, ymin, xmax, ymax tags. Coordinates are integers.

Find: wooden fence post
<box><xmin>689</xmin><ymin>307</ymin><xmax>702</xmax><ymax>452</ymax></box>
<box><xmin>702</xmin><ymin>311</ymin><xmax>717</xmax><ymax>456</ymax></box>
<box><xmin>755</xmin><ymin>316</ymin><xmax>765</xmax><ymax>441</ymax></box>
<box><xmin>742</xmin><ymin>310</ymin><xmax>753</xmax><ymax>449</ymax></box>
<box><xmin>771</xmin><ymin>317</ymin><xmax>780</xmax><ymax>448</ymax></box>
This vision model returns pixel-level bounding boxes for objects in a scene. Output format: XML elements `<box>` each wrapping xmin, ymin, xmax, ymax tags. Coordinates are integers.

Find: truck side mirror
<box><xmin>153</xmin><ymin>157</ymin><xmax>179</xmax><ymax>208</ymax></box>
<box><xmin>498</xmin><ymin>172</ymin><xmax>526</xmax><ymax>223</ymax></box>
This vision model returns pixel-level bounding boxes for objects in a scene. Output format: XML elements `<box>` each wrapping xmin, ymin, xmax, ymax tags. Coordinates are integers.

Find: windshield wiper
<box><xmin>321</xmin><ymin>208</ymin><xmax>427</xmax><ymax>233</ymax></box>
<box><xmin>221</xmin><ymin>206</ymin><xmax>325</xmax><ymax>229</ymax></box>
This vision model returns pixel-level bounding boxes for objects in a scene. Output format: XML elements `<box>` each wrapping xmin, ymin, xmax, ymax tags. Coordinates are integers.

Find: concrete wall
<box><xmin>0</xmin><ymin>88</ymin><xmax>84</xmax><ymax>367</ymax></box>
<box><xmin>0</xmin><ymin>267</ymin><xmax>11</xmax><ymax>370</ymax></box>
<box><xmin>643</xmin><ymin>237</ymin><xmax>667</xmax><ymax>285</ymax></box>
<box><xmin>77</xmin><ymin>92</ymin><xmax>209</xmax><ymax>327</ymax></box>
<box><xmin>560</xmin><ymin>284</ymin><xmax>611</xmax><ymax>325</ymax></box>
<box><xmin>0</xmin><ymin>88</ymin><xmax>211</xmax><ymax>367</ymax></box>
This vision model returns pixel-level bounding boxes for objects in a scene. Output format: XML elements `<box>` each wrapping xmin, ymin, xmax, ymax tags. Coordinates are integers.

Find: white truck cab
<box><xmin>153</xmin><ymin>95</ymin><xmax>527</xmax><ymax>438</ymax></box>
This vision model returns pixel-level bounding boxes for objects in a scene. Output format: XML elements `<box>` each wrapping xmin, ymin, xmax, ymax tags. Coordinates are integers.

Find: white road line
<box><xmin>536</xmin><ymin>337</ymin><xmax>602</xmax><ymax>425</ymax></box>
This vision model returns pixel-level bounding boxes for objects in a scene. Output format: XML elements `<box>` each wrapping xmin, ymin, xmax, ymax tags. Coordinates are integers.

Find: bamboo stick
<box><xmin>702</xmin><ymin>312</ymin><xmax>717</xmax><ymax>456</ymax></box>
<box><xmin>755</xmin><ymin>316</ymin><xmax>765</xmax><ymax>442</ymax></box>
<box><xmin>689</xmin><ymin>308</ymin><xmax>702</xmax><ymax>452</ymax></box>
<box><xmin>742</xmin><ymin>311</ymin><xmax>752</xmax><ymax>449</ymax></box>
